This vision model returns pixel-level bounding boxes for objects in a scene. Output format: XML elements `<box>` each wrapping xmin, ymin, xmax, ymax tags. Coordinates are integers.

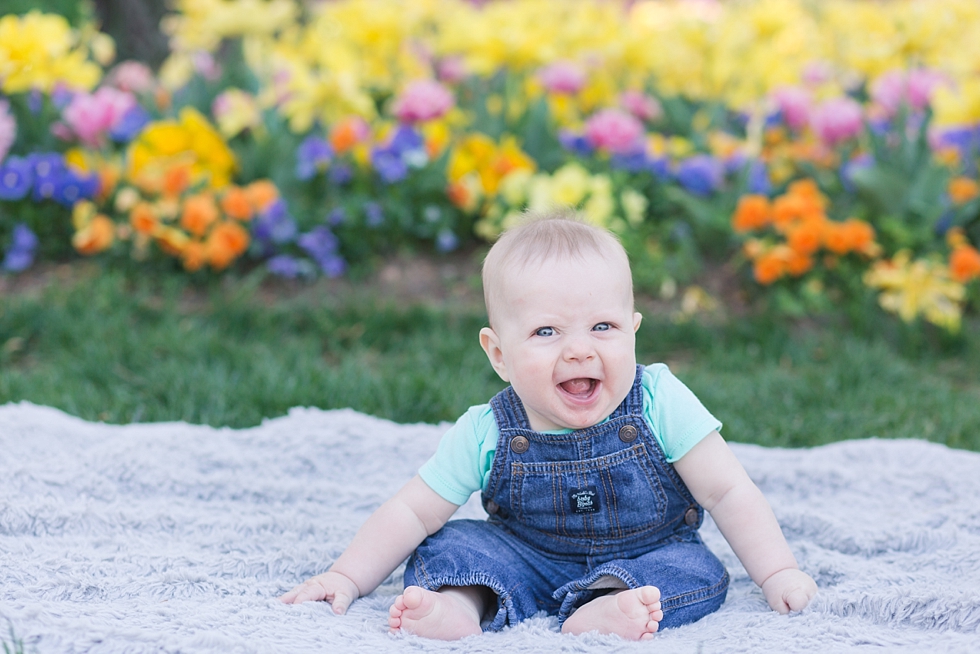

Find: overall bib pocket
<box><xmin>510</xmin><ymin>443</ymin><xmax>669</xmax><ymax>540</ymax></box>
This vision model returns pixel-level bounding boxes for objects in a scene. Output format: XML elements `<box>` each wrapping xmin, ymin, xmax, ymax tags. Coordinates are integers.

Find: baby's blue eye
<box><xmin>592</xmin><ymin>323</ymin><xmax>611</xmax><ymax>332</ymax></box>
<box><xmin>535</xmin><ymin>327</ymin><xmax>555</xmax><ymax>337</ymax></box>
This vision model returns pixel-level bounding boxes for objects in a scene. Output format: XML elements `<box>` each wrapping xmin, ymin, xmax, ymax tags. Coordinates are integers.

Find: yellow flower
<box><xmin>0</xmin><ymin>12</ymin><xmax>101</xmax><ymax>94</ymax></box>
<box><xmin>498</xmin><ymin>169</ymin><xmax>534</xmax><ymax>207</ymax></box>
<box><xmin>550</xmin><ymin>163</ymin><xmax>591</xmax><ymax>207</ymax></box>
<box><xmin>212</xmin><ymin>88</ymin><xmax>263</xmax><ymax>139</ymax></box>
<box><xmin>582</xmin><ymin>174</ymin><xmax>614</xmax><ymax>227</ymax></box>
<box><xmin>621</xmin><ymin>188</ymin><xmax>649</xmax><ymax>227</ymax></box>
<box><xmin>127</xmin><ymin>108</ymin><xmax>237</xmax><ymax>192</ymax></box>
<box><xmin>864</xmin><ymin>250</ymin><xmax>966</xmax><ymax>332</ymax></box>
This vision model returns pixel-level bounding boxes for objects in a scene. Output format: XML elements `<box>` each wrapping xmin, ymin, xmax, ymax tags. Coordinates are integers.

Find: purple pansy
<box><xmin>2</xmin><ymin>223</ymin><xmax>39</xmax><ymax>272</ymax></box>
<box><xmin>0</xmin><ymin>156</ymin><xmax>34</xmax><ymax>201</ymax></box>
<box><xmin>296</xmin><ymin>135</ymin><xmax>333</xmax><ymax>181</ymax></box>
<box><xmin>675</xmin><ymin>155</ymin><xmax>724</xmax><ymax>197</ymax></box>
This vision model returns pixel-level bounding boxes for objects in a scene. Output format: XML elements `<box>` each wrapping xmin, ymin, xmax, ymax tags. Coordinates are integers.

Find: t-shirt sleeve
<box><xmin>642</xmin><ymin>363</ymin><xmax>722</xmax><ymax>463</ymax></box>
<box><xmin>418</xmin><ymin>404</ymin><xmax>498</xmax><ymax>505</ymax></box>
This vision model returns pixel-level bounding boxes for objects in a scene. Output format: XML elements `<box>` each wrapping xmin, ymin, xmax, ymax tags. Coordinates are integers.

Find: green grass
<box><xmin>2</xmin><ymin>266</ymin><xmax>979</xmax><ymax>452</ymax></box>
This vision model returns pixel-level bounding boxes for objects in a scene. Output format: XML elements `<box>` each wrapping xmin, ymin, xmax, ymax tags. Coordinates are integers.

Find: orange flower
<box><xmin>72</xmin><ymin>215</ymin><xmax>115</xmax><ymax>255</ymax></box>
<box><xmin>245</xmin><ymin>179</ymin><xmax>279</xmax><ymax>212</ymax></box>
<box><xmin>446</xmin><ymin>180</ymin><xmax>473</xmax><ymax>210</ymax></box>
<box><xmin>163</xmin><ymin>165</ymin><xmax>191</xmax><ymax>198</ymax></box>
<box><xmin>824</xmin><ymin>219</ymin><xmax>875</xmax><ymax>255</ymax></box>
<box><xmin>206</xmin><ymin>221</ymin><xmax>250</xmax><ymax>270</ymax></box>
<box><xmin>181</xmin><ymin>240</ymin><xmax>208</xmax><ymax>272</ymax></box>
<box><xmin>787</xmin><ymin>179</ymin><xmax>828</xmax><ymax>209</ymax></box>
<box><xmin>948</xmin><ymin>176</ymin><xmax>980</xmax><ymax>204</ymax></box>
<box><xmin>220</xmin><ymin>186</ymin><xmax>253</xmax><ymax>221</ymax></box>
<box><xmin>785</xmin><ymin>249</ymin><xmax>814</xmax><ymax>277</ymax></box>
<box><xmin>771</xmin><ymin>193</ymin><xmax>810</xmax><ymax>227</ymax></box>
<box><xmin>753</xmin><ymin>249</ymin><xmax>787</xmax><ymax>285</ymax></box>
<box><xmin>180</xmin><ymin>193</ymin><xmax>219</xmax><ymax>237</ymax></box>
<box><xmin>949</xmin><ymin>244</ymin><xmax>980</xmax><ymax>282</ymax></box>
<box><xmin>843</xmin><ymin>219</ymin><xmax>876</xmax><ymax>253</ymax></box>
<box><xmin>731</xmin><ymin>195</ymin><xmax>771</xmax><ymax>233</ymax></box>
<box><xmin>330</xmin><ymin>116</ymin><xmax>369</xmax><ymax>154</ymax></box>
<box><xmin>785</xmin><ymin>217</ymin><xmax>826</xmax><ymax>255</ymax></box>
<box><xmin>130</xmin><ymin>202</ymin><xmax>158</xmax><ymax>234</ymax></box>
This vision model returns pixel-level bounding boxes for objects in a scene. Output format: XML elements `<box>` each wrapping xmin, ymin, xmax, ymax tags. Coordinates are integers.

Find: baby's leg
<box><xmin>560</xmin><ymin>586</ymin><xmax>663</xmax><ymax>640</ymax></box>
<box><xmin>388</xmin><ymin>585</ymin><xmax>491</xmax><ymax>640</ymax></box>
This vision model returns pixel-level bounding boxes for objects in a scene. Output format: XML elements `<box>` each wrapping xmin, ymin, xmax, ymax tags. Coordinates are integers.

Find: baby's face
<box><xmin>480</xmin><ymin>251</ymin><xmax>642</xmax><ymax>432</ymax></box>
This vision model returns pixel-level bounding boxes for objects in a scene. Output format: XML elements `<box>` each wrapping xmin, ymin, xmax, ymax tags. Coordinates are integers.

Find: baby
<box><xmin>280</xmin><ymin>211</ymin><xmax>817</xmax><ymax>640</ymax></box>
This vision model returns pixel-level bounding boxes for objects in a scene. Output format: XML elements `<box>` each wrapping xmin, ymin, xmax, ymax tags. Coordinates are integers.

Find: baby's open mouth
<box><xmin>559</xmin><ymin>378</ymin><xmax>597</xmax><ymax>398</ymax></box>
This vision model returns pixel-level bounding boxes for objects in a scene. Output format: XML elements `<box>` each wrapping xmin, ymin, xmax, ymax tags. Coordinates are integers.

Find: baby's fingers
<box><xmin>331</xmin><ymin>592</ymin><xmax>353</xmax><ymax>615</ymax></box>
<box><xmin>785</xmin><ymin>587</ymin><xmax>813</xmax><ymax>612</ymax></box>
<box><xmin>279</xmin><ymin>580</ymin><xmax>327</xmax><ymax>604</ymax></box>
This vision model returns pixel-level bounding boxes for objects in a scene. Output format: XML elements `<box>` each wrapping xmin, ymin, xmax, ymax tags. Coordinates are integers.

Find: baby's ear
<box><xmin>479</xmin><ymin>327</ymin><xmax>509</xmax><ymax>382</ymax></box>
<box><xmin>632</xmin><ymin>312</ymin><xmax>643</xmax><ymax>333</ymax></box>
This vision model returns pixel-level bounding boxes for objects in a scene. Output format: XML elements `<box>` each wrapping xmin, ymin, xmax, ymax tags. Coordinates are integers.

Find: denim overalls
<box><xmin>405</xmin><ymin>365</ymin><xmax>729</xmax><ymax>631</ymax></box>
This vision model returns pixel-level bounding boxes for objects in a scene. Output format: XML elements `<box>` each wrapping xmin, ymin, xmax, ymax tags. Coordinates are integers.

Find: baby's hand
<box><xmin>279</xmin><ymin>570</ymin><xmax>360</xmax><ymax>614</ymax></box>
<box><xmin>761</xmin><ymin>568</ymin><xmax>817</xmax><ymax>614</ymax></box>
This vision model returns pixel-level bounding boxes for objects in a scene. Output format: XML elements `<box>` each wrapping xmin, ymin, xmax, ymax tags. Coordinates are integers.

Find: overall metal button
<box><xmin>684</xmin><ymin>506</ymin><xmax>700</xmax><ymax>526</ymax></box>
<box><xmin>618</xmin><ymin>424</ymin><xmax>638</xmax><ymax>443</ymax></box>
<box><xmin>486</xmin><ymin>500</ymin><xmax>500</xmax><ymax>514</ymax></box>
<box><xmin>510</xmin><ymin>435</ymin><xmax>530</xmax><ymax>453</ymax></box>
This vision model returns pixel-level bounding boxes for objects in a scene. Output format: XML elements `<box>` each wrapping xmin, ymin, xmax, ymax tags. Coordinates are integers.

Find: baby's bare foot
<box><xmin>561</xmin><ymin>586</ymin><xmax>664</xmax><ymax>640</ymax></box>
<box><xmin>388</xmin><ymin>586</ymin><xmax>482</xmax><ymax>640</ymax></box>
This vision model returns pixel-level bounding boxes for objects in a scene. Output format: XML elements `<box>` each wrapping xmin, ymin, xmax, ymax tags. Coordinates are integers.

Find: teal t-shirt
<box><xmin>419</xmin><ymin>364</ymin><xmax>722</xmax><ymax>506</ymax></box>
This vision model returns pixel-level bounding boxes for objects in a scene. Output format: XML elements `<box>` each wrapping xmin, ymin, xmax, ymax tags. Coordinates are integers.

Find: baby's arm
<box><xmin>279</xmin><ymin>475</ymin><xmax>459</xmax><ymax>613</ymax></box>
<box><xmin>673</xmin><ymin>432</ymin><xmax>817</xmax><ymax>614</ymax></box>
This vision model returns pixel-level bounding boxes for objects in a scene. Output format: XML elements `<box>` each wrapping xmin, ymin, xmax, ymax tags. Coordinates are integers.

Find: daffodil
<box><xmin>864</xmin><ymin>250</ymin><xmax>966</xmax><ymax>332</ymax></box>
<box><xmin>0</xmin><ymin>12</ymin><xmax>101</xmax><ymax>94</ymax></box>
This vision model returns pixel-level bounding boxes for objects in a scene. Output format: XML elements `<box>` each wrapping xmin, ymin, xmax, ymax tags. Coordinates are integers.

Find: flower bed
<box><xmin>1</xmin><ymin>0</ymin><xmax>979</xmax><ymax>332</ymax></box>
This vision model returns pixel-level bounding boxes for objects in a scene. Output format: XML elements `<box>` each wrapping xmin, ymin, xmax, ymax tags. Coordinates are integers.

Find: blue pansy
<box><xmin>746</xmin><ymin>160</ymin><xmax>771</xmax><ymax>195</ymax></box>
<box><xmin>253</xmin><ymin>199</ymin><xmax>298</xmax><ymax>249</ymax></box>
<box><xmin>610</xmin><ymin>150</ymin><xmax>649</xmax><ymax>174</ymax></box>
<box><xmin>371</xmin><ymin>148</ymin><xmax>408</xmax><ymax>184</ymax></box>
<box><xmin>267</xmin><ymin>254</ymin><xmax>304</xmax><ymax>279</ymax></box>
<box><xmin>559</xmin><ymin>129</ymin><xmax>594</xmax><ymax>157</ymax></box>
<box><xmin>329</xmin><ymin>162</ymin><xmax>353</xmax><ymax>186</ymax></box>
<box><xmin>364</xmin><ymin>202</ymin><xmax>384</xmax><ymax>227</ymax></box>
<box><xmin>2</xmin><ymin>223</ymin><xmax>39</xmax><ymax>272</ymax></box>
<box><xmin>0</xmin><ymin>157</ymin><xmax>34</xmax><ymax>201</ymax></box>
<box><xmin>675</xmin><ymin>155</ymin><xmax>724</xmax><ymax>197</ymax></box>
<box><xmin>387</xmin><ymin>125</ymin><xmax>425</xmax><ymax>156</ymax></box>
<box><xmin>840</xmin><ymin>154</ymin><xmax>874</xmax><ymax>194</ymax></box>
<box><xmin>52</xmin><ymin>168</ymin><xmax>99</xmax><ymax>207</ymax></box>
<box><xmin>436</xmin><ymin>228</ymin><xmax>459</xmax><ymax>253</ymax></box>
<box><xmin>111</xmin><ymin>106</ymin><xmax>150</xmax><ymax>143</ymax></box>
<box><xmin>296</xmin><ymin>136</ymin><xmax>333</xmax><ymax>181</ymax></box>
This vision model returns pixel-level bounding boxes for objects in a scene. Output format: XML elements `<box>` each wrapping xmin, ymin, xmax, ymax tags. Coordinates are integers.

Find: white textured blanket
<box><xmin>2</xmin><ymin>402</ymin><xmax>979</xmax><ymax>653</ymax></box>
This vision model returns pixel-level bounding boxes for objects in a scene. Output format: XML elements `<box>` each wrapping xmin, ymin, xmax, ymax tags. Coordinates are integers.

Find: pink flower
<box><xmin>619</xmin><ymin>90</ymin><xmax>662</xmax><ymax>122</ymax></box>
<box><xmin>59</xmin><ymin>86</ymin><xmax>137</xmax><ymax>147</ymax></box>
<box><xmin>391</xmin><ymin>79</ymin><xmax>455</xmax><ymax>123</ymax></box>
<box><xmin>537</xmin><ymin>61</ymin><xmax>587</xmax><ymax>95</ymax></box>
<box><xmin>802</xmin><ymin>60</ymin><xmax>834</xmax><ymax>87</ymax></box>
<box><xmin>810</xmin><ymin>97</ymin><xmax>864</xmax><ymax>147</ymax></box>
<box><xmin>0</xmin><ymin>101</ymin><xmax>15</xmax><ymax>164</ymax></box>
<box><xmin>907</xmin><ymin>70</ymin><xmax>947</xmax><ymax>110</ymax></box>
<box><xmin>436</xmin><ymin>56</ymin><xmax>468</xmax><ymax>84</ymax></box>
<box><xmin>584</xmin><ymin>108</ymin><xmax>645</xmax><ymax>154</ymax></box>
<box><xmin>193</xmin><ymin>51</ymin><xmax>221</xmax><ymax>82</ymax></box>
<box><xmin>770</xmin><ymin>86</ymin><xmax>812</xmax><ymax>131</ymax></box>
<box><xmin>871</xmin><ymin>69</ymin><xmax>947</xmax><ymax>117</ymax></box>
<box><xmin>104</xmin><ymin>61</ymin><xmax>155</xmax><ymax>94</ymax></box>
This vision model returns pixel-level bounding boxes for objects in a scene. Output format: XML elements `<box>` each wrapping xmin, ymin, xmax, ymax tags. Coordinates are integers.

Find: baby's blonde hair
<box><xmin>481</xmin><ymin>209</ymin><xmax>633</xmax><ymax>328</ymax></box>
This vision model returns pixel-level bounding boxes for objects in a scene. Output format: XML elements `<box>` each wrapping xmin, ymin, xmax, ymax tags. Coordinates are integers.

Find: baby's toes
<box><xmin>637</xmin><ymin>586</ymin><xmax>661</xmax><ymax>605</ymax></box>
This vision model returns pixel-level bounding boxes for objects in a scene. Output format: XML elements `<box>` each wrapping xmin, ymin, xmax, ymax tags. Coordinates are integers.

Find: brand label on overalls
<box><xmin>569</xmin><ymin>486</ymin><xmax>600</xmax><ymax>514</ymax></box>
